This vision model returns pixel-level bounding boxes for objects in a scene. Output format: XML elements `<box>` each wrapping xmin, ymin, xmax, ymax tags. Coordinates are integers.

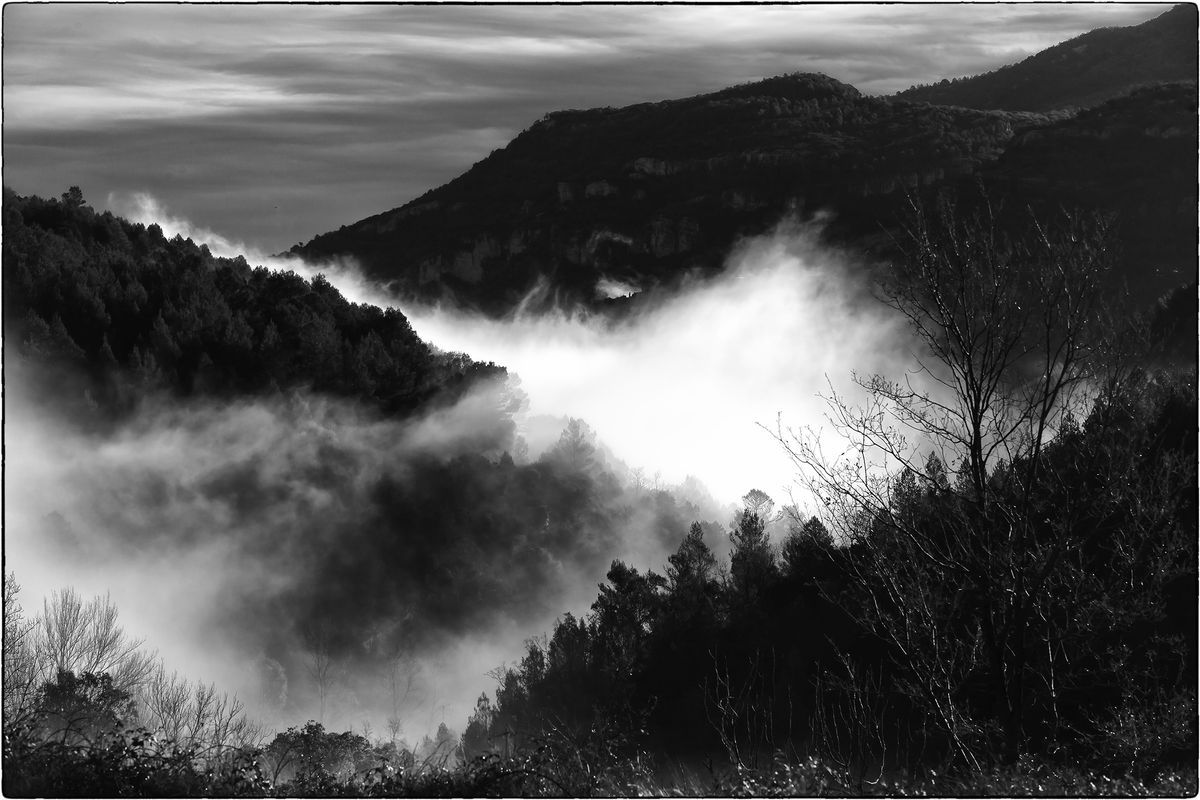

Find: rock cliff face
<box><xmin>293</xmin><ymin>48</ymin><xmax>1195</xmax><ymax>315</ymax></box>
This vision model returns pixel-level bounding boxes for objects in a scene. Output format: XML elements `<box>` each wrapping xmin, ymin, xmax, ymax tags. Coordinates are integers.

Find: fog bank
<box><xmin>406</xmin><ymin>218</ymin><xmax>909</xmax><ymax>504</ymax></box>
<box><xmin>9</xmin><ymin>198</ymin><xmax>917</xmax><ymax>742</ymax></box>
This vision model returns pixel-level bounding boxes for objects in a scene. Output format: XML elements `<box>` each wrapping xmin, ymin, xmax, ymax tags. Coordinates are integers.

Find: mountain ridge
<box><xmin>293</xmin><ymin>72</ymin><xmax>1056</xmax><ymax>312</ymax></box>
<box><xmin>292</xmin><ymin>8</ymin><xmax>1197</xmax><ymax>315</ymax></box>
<box><xmin>895</xmin><ymin>4</ymin><xmax>1197</xmax><ymax>111</ymax></box>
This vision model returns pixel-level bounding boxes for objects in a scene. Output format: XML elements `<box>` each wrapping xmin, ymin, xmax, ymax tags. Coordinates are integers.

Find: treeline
<box><xmin>3</xmin><ymin>187</ymin><xmax>1195</xmax><ymax>796</ymax></box>
<box><xmin>465</xmin><ymin>369</ymin><xmax>1195</xmax><ymax>779</ymax></box>
<box><xmin>0</xmin><ymin>188</ymin><xmax>732</xmax><ymax>792</ymax></box>
<box><xmin>294</xmin><ymin>72</ymin><xmax>1056</xmax><ymax>313</ymax></box>
<box><xmin>249</xmin><ymin>417</ymin><xmax>711</xmax><ymax>692</ymax></box>
<box><xmin>459</xmin><ymin>197</ymin><xmax>1198</xmax><ymax>792</ymax></box>
<box><xmin>1</xmin><ymin>193</ymin><xmax>721</xmax><ymax>739</ymax></box>
<box><xmin>895</xmin><ymin>5</ymin><xmax>1196</xmax><ymax>112</ymax></box>
<box><xmin>2</xmin><ymin>186</ymin><xmax>502</xmax><ymax>422</ymax></box>
<box><xmin>0</xmin><ymin>579</ymin><xmax>479</xmax><ymax>796</ymax></box>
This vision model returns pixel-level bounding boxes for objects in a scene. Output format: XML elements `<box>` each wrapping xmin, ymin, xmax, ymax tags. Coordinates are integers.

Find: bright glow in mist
<box><xmin>10</xmin><ymin>196</ymin><xmax>921</xmax><ymax>739</ymax></box>
<box><xmin>105</xmin><ymin>193</ymin><xmax>911</xmax><ymax>505</ymax></box>
<box><xmin>407</xmin><ymin>221</ymin><xmax>907</xmax><ymax>504</ymax></box>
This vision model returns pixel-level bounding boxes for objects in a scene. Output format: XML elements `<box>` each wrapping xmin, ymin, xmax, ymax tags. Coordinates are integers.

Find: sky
<box><xmin>1</xmin><ymin>0</ymin><xmax>1180</xmax><ymax>739</ymax></box>
<box><xmin>2</xmin><ymin>2</ymin><xmax>1168</xmax><ymax>253</ymax></box>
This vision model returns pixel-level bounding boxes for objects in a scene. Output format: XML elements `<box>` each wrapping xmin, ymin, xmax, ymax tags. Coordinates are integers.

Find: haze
<box><xmin>3</xmin><ymin>3</ymin><xmax>1165</xmax><ymax>252</ymax></box>
<box><xmin>2</xmin><ymin>0</ymin><xmax>1179</xmax><ymax>753</ymax></box>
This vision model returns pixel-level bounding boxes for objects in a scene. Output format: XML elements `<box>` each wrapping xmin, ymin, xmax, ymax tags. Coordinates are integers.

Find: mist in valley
<box><xmin>6</xmin><ymin>196</ymin><xmax>918</xmax><ymax>744</ymax></box>
<box><xmin>404</xmin><ymin>216</ymin><xmax>912</xmax><ymax>505</ymax></box>
<box><xmin>4</xmin><ymin>3</ymin><xmax>1195</xmax><ymax>791</ymax></box>
<box><xmin>8</xmin><ymin>180</ymin><xmax>1190</xmax><ymax>795</ymax></box>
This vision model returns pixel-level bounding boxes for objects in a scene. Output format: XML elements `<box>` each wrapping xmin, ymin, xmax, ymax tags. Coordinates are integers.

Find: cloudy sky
<box><xmin>3</xmin><ymin>3</ymin><xmax>1167</xmax><ymax>252</ymax></box>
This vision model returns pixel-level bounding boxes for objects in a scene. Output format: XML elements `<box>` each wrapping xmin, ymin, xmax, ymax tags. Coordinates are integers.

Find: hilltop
<box><xmin>290</xmin><ymin>6</ymin><xmax>1195</xmax><ymax>316</ymax></box>
<box><xmin>293</xmin><ymin>73</ymin><xmax>1052</xmax><ymax>312</ymax></box>
<box><xmin>896</xmin><ymin>4</ymin><xmax>1197</xmax><ymax>111</ymax></box>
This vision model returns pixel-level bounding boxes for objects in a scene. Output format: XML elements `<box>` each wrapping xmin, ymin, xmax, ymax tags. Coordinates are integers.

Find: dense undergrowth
<box><xmin>4</xmin><ymin>723</ymin><xmax>1197</xmax><ymax>797</ymax></box>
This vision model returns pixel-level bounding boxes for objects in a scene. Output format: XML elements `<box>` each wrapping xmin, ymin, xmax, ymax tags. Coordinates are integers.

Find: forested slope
<box><xmin>1</xmin><ymin>189</ymin><xmax>720</xmax><ymax>795</ymax></box>
<box><xmin>291</xmin><ymin>73</ymin><xmax>1054</xmax><ymax>313</ymax></box>
<box><xmin>3</xmin><ymin>178</ymin><xmax>1195</xmax><ymax>795</ymax></box>
<box><xmin>897</xmin><ymin>4</ymin><xmax>1197</xmax><ymax>111</ymax></box>
<box><xmin>289</xmin><ymin>4</ymin><xmax>1197</xmax><ymax>318</ymax></box>
<box><xmin>457</xmin><ymin>196</ymin><xmax>1198</xmax><ymax>792</ymax></box>
<box><xmin>2</xmin><ymin>187</ymin><xmax>501</xmax><ymax>423</ymax></box>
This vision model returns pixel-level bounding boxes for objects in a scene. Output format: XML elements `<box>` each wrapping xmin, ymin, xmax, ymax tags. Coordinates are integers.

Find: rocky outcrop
<box><xmin>649</xmin><ymin>217</ymin><xmax>701</xmax><ymax>258</ymax></box>
<box><xmin>418</xmin><ymin>236</ymin><xmax>501</xmax><ymax>284</ymax></box>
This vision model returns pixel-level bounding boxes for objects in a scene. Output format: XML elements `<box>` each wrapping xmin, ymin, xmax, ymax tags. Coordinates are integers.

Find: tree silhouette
<box><xmin>777</xmin><ymin>192</ymin><xmax>1179</xmax><ymax>767</ymax></box>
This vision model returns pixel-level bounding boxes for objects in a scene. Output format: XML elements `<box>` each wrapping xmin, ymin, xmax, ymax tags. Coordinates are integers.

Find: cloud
<box><xmin>5</xmin><ymin>361</ymin><xmax>691</xmax><ymax>738</ymax></box>
<box><xmin>404</xmin><ymin>216</ymin><xmax>910</xmax><ymax>507</ymax></box>
<box><xmin>90</xmin><ymin>192</ymin><xmax>948</xmax><ymax>511</ymax></box>
<box><xmin>2</xmin><ymin>195</ymin><xmax>958</xmax><ymax>744</ymax></box>
<box><xmin>3</xmin><ymin>3</ymin><xmax>1166</xmax><ymax>251</ymax></box>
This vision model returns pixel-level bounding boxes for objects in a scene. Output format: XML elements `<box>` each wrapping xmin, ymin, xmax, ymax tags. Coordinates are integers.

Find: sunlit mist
<box><xmin>406</xmin><ymin>219</ymin><xmax>909</xmax><ymax>505</ymax></box>
<box><xmin>104</xmin><ymin>195</ymin><xmax>915</xmax><ymax>505</ymax></box>
<box><xmin>7</xmin><ymin>199</ymin><xmax>922</xmax><ymax>737</ymax></box>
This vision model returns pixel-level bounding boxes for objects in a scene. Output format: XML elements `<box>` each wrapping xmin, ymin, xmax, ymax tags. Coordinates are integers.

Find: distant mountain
<box><xmin>292</xmin><ymin>8</ymin><xmax>1197</xmax><ymax>316</ymax></box>
<box><xmin>1</xmin><ymin>188</ymin><xmax>505</xmax><ymax>422</ymax></box>
<box><xmin>977</xmin><ymin>81</ymin><xmax>1197</xmax><ymax>294</ymax></box>
<box><xmin>895</xmin><ymin>4</ymin><xmax>1197</xmax><ymax>111</ymax></box>
<box><xmin>293</xmin><ymin>73</ymin><xmax>1056</xmax><ymax>313</ymax></box>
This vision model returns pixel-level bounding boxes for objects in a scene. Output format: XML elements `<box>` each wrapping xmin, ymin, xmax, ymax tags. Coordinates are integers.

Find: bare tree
<box><xmin>8</xmin><ymin>580</ymin><xmax>264</xmax><ymax>763</ymax></box>
<box><xmin>35</xmin><ymin>587</ymin><xmax>157</xmax><ymax>697</ymax></box>
<box><xmin>741</xmin><ymin>489</ymin><xmax>777</xmax><ymax>522</ymax></box>
<box><xmin>386</xmin><ymin>649</ymin><xmax>421</xmax><ymax>746</ymax></box>
<box><xmin>703</xmin><ymin>647</ymin><xmax>800</xmax><ymax>772</ymax></box>
<box><xmin>362</xmin><ymin>616</ymin><xmax>423</xmax><ymax>746</ymax></box>
<box><xmin>303</xmin><ymin>623</ymin><xmax>337</xmax><ymax>725</ymax></box>
<box><xmin>810</xmin><ymin>651</ymin><xmax>892</xmax><ymax>788</ymax></box>
<box><xmin>138</xmin><ymin>667</ymin><xmax>263</xmax><ymax>759</ymax></box>
<box><xmin>777</xmin><ymin>194</ymin><xmax>1130</xmax><ymax>766</ymax></box>
<box><xmin>3</xmin><ymin>575</ymin><xmax>41</xmax><ymax>726</ymax></box>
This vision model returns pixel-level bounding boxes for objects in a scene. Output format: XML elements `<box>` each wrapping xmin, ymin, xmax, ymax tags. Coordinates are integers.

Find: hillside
<box><xmin>292</xmin><ymin>73</ymin><xmax>1053</xmax><ymax>313</ymax></box>
<box><xmin>9</xmin><ymin>191</ymin><xmax>1196</xmax><ymax>792</ymax></box>
<box><xmin>294</xmin><ymin>67</ymin><xmax>1195</xmax><ymax>316</ymax></box>
<box><xmin>978</xmin><ymin>81</ymin><xmax>1198</xmax><ymax>294</ymax></box>
<box><xmin>0</xmin><ymin>187</ymin><xmax>503</xmax><ymax>422</ymax></box>
<box><xmin>896</xmin><ymin>4</ymin><xmax>1197</xmax><ymax>111</ymax></box>
<box><xmin>1</xmin><ymin>187</ymin><xmax>715</xmax><ymax>750</ymax></box>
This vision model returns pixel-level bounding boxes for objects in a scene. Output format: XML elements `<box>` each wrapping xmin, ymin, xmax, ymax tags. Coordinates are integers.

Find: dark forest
<box><xmin>3</xmin><ymin>6</ymin><xmax>1197</xmax><ymax>796</ymax></box>
<box><xmin>4</xmin><ymin>176</ymin><xmax>1195</xmax><ymax>795</ymax></box>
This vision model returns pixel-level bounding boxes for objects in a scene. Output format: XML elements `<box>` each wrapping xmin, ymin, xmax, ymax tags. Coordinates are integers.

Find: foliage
<box><xmin>293</xmin><ymin>72</ymin><xmax>1059</xmax><ymax>314</ymax></box>
<box><xmin>35</xmin><ymin>670</ymin><xmax>138</xmax><ymax>745</ymax></box>
<box><xmin>775</xmin><ymin>194</ymin><xmax>1196</xmax><ymax>773</ymax></box>
<box><xmin>2</xmin><ymin>577</ymin><xmax>262</xmax><ymax>787</ymax></box>
<box><xmin>443</xmin><ymin>196</ymin><xmax>1197</xmax><ymax>787</ymax></box>
<box><xmin>3</xmin><ymin>722</ymin><xmax>270</xmax><ymax>798</ymax></box>
<box><xmin>262</xmin><ymin>721</ymin><xmax>378</xmax><ymax>789</ymax></box>
<box><xmin>293</xmin><ymin>44</ymin><xmax>1195</xmax><ymax>318</ymax></box>
<box><xmin>1</xmin><ymin>187</ymin><xmax>504</xmax><ymax>423</ymax></box>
